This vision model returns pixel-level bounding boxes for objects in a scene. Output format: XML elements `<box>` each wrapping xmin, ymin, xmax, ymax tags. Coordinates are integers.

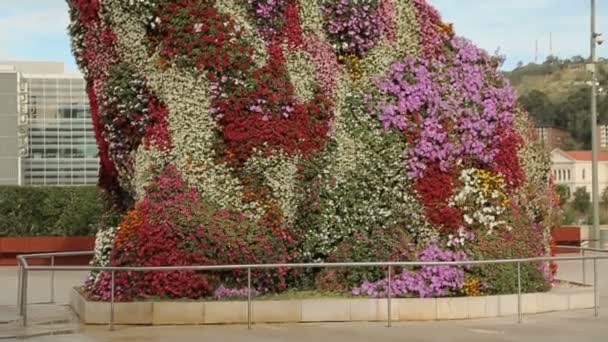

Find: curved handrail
<box><xmin>15</xmin><ymin>249</ymin><xmax>608</xmax><ymax>330</ymax></box>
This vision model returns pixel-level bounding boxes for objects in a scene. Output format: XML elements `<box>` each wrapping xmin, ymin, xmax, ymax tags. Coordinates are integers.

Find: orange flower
<box><xmin>438</xmin><ymin>22</ymin><xmax>455</xmax><ymax>37</ymax></box>
<box><xmin>115</xmin><ymin>207</ymin><xmax>142</xmax><ymax>248</ymax></box>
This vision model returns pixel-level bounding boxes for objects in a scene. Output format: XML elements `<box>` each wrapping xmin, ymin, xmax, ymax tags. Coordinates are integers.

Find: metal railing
<box><xmin>15</xmin><ymin>248</ymin><xmax>608</xmax><ymax>331</ymax></box>
<box><xmin>554</xmin><ymin>245</ymin><xmax>608</xmax><ymax>285</ymax></box>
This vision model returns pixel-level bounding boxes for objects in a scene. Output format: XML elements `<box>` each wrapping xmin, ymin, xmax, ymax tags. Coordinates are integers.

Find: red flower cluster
<box><xmin>87</xmin><ymin>85</ymin><xmax>121</xmax><ymax>200</ymax></box>
<box><xmin>491</xmin><ymin>128</ymin><xmax>525</xmax><ymax>191</ymax></box>
<box><xmin>144</xmin><ymin>95</ymin><xmax>172</xmax><ymax>151</ymax></box>
<box><xmin>148</xmin><ymin>0</ymin><xmax>254</xmax><ymax>76</ymax></box>
<box><xmin>218</xmin><ymin>43</ymin><xmax>332</xmax><ymax>161</ymax></box>
<box><xmin>282</xmin><ymin>2</ymin><xmax>303</xmax><ymax>47</ymax></box>
<box><xmin>414</xmin><ymin>164</ymin><xmax>463</xmax><ymax>233</ymax></box>
<box><xmin>71</xmin><ymin>0</ymin><xmax>100</xmax><ymax>25</ymax></box>
<box><xmin>147</xmin><ymin>0</ymin><xmax>331</xmax><ymax>162</ymax></box>
<box><xmin>71</xmin><ymin>1</ymin><xmax>124</xmax><ymax>201</ymax></box>
<box><xmin>87</xmin><ymin>165</ymin><xmax>297</xmax><ymax>300</ymax></box>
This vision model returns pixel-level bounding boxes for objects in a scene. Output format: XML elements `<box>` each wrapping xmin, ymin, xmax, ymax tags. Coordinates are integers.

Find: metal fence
<box><xmin>15</xmin><ymin>247</ymin><xmax>608</xmax><ymax>331</ymax></box>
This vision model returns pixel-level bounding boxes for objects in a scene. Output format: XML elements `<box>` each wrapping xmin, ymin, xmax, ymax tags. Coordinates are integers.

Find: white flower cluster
<box><xmin>284</xmin><ymin>48</ymin><xmax>317</xmax><ymax>103</ymax></box>
<box><xmin>360</xmin><ymin>0</ymin><xmax>420</xmax><ymax>80</ymax></box>
<box><xmin>214</xmin><ymin>0</ymin><xmax>268</xmax><ymax>67</ymax></box>
<box><xmin>446</xmin><ymin>227</ymin><xmax>473</xmax><ymax>247</ymax></box>
<box><xmin>100</xmin><ymin>68</ymin><xmax>150</xmax><ymax>192</ymax></box>
<box><xmin>512</xmin><ymin>109</ymin><xmax>557</xmax><ymax>256</ymax></box>
<box><xmin>301</xmin><ymin>76</ymin><xmax>434</xmax><ymax>259</ymax></box>
<box><xmin>91</xmin><ymin>226</ymin><xmax>117</xmax><ymax>267</ymax></box>
<box><xmin>67</xmin><ymin>15</ymin><xmax>86</xmax><ymax>75</ymax></box>
<box><xmin>103</xmin><ymin>2</ymin><xmax>259</xmax><ymax>217</ymax></box>
<box><xmin>87</xmin><ymin>227</ymin><xmax>117</xmax><ymax>284</ymax></box>
<box><xmin>244</xmin><ymin>150</ymin><xmax>302</xmax><ymax>225</ymax></box>
<box><xmin>133</xmin><ymin>144</ymin><xmax>172</xmax><ymax>200</ymax></box>
<box><xmin>451</xmin><ymin>168</ymin><xmax>509</xmax><ymax>234</ymax></box>
<box><xmin>299</xmin><ymin>0</ymin><xmax>326</xmax><ymax>37</ymax></box>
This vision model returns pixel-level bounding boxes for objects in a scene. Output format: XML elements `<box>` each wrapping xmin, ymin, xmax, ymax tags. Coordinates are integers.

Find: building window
<box><xmin>582</xmin><ymin>169</ymin><xmax>586</xmax><ymax>180</ymax></box>
<box><xmin>567</xmin><ymin>169</ymin><xmax>571</xmax><ymax>180</ymax></box>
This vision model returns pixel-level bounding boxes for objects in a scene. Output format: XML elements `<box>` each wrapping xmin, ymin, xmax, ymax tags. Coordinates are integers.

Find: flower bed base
<box><xmin>69</xmin><ymin>285</ymin><xmax>595</xmax><ymax>325</ymax></box>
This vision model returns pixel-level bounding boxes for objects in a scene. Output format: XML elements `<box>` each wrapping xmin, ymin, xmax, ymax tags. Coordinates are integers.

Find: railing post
<box><xmin>110</xmin><ymin>270</ymin><xmax>115</xmax><ymax>331</ymax></box>
<box><xmin>22</xmin><ymin>266</ymin><xmax>28</xmax><ymax>327</ymax></box>
<box><xmin>50</xmin><ymin>255</ymin><xmax>55</xmax><ymax>303</ymax></box>
<box><xmin>517</xmin><ymin>262</ymin><xmax>522</xmax><ymax>324</ymax></box>
<box><xmin>387</xmin><ymin>265</ymin><xmax>392</xmax><ymax>328</ymax></box>
<box><xmin>247</xmin><ymin>267</ymin><xmax>252</xmax><ymax>330</ymax></box>
<box><xmin>594</xmin><ymin>258</ymin><xmax>598</xmax><ymax>317</ymax></box>
<box><xmin>16</xmin><ymin>262</ymin><xmax>22</xmax><ymax>317</ymax></box>
<box><xmin>582</xmin><ymin>249</ymin><xmax>586</xmax><ymax>285</ymax></box>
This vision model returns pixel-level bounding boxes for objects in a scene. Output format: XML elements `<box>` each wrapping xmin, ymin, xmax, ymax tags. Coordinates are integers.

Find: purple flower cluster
<box><xmin>320</xmin><ymin>0</ymin><xmax>383</xmax><ymax>56</ymax></box>
<box><xmin>247</xmin><ymin>0</ymin><xmax>286</xmax><ymax>39</ymax></box>
<box><xmin>352</xmin><ymin>244</ymin><xmax>467</xmax><ymax>298</ymax></box>
<box><xmin>373</xmin><ymin>37</ymin><xmax>517</xmax><ymax>178</ymax></box>
<box><xmin>213</xmin><ymin>285</ymin><xmax>260</xmax><ymax>300</ymax></box>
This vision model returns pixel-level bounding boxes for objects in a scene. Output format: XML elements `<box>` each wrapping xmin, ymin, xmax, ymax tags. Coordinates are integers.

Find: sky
<box><xmin>0</xmin><ymin>0</ymin><xmax>606</xmax><ymax>72</ymax></box>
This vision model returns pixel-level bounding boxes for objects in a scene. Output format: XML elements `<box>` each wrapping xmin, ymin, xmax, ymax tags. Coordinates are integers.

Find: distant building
<box><xmin>536</xmin><ymin>127</ymin><xmax>570</xmax><ymax>150</ymax></box>
<box><xmin>600</xmin><ymin>124</ymin><xmax>608</xmax><ymax>150</ymax></box>
<box><xmin>0</xmin><ymin>61</ymin><xmax>98</xmax><ymax>185</ymax></box>
<box><xmin>551</xmin><ymin>148</ymin><xmax>608</xmax><ymax>197</ymax></box>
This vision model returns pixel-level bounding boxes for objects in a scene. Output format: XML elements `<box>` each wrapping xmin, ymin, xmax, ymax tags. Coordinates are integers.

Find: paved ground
<box><xmin>12</xmin><ymin>307</ymin><xmax>608</xmax><ymax>342</ymax></box>
<box><xmin>0</xmin><ymin>255</ymin><xmax>607</xmax><ymax>341</ymax></box>
<box><xmin>0</xmin><ymin>267</ymin><xmax>89</xmax><ymax>308</ymax></box>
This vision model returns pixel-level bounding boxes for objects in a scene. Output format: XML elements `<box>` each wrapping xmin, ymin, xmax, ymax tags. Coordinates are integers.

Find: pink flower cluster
<box><xmin>303</xmin><ymin>34</ymin><xmax>340</xmax><ymax>97</ymax></box>
<box><xmin>246</xmin><ymin>0</ymin><xmax>286</xmax><ymax>40</ymax></box>
<box><xmin>214</xmin><ymin>285</ymin><xmax>260</xmax><ymax>300</ymax></box>
<box><xmin>377</xmin><ymin>0</ymin><xmax>396</xmax><ymax>42</ymax></box>
<box><xmin>412</xmin><ymin>0</ymin><xmax>451</xmax><ymax>58</ymax></box>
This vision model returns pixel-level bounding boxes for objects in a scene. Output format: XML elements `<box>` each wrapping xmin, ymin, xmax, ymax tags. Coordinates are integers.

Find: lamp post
<box><xmin>589</xmin><ymin>0</ymin><xmax>603</xmax><ymax>247</ymax></box>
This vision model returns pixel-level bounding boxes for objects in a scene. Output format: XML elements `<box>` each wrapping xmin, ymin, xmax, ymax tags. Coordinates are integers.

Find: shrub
<box><xmin>0</xmin><ymin>186</ymin><xmax>104</xmax><ymax>237</ymax></box>
<box><xmin>555</xmin><ymin>185</ymin><xmax>570</xmax><ymax>206</ymax></box>
<box><xmin>315</xmin><ymin>226</ymin><xmax>414</xmax><ymax>291</ymax></box>
<box><xmin>572</xmin><ymin>187</ymin><xmax>590</xmax><ymax>213</ymax></box>
<box><xmin>466</xmin><ymin>225</ymin><xmax>552</xmax><ymax>294</ymax></box>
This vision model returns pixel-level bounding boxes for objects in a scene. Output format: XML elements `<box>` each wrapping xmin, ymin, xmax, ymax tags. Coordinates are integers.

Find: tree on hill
<box><xmin>519</xmin><ymin>90</ymin><xmax>555</xmax><ymax>126</ymax></box>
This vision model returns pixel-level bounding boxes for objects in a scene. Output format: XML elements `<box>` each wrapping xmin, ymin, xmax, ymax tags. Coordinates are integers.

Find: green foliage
<box><xmin>555</xmin><ymin>185</ymin><xmax>570</xmax><ymax>206</ymax></box>
<box><xmin>474</xmin><ymin>262</ymin><xmax>549</xmax><ymax>295</ymax></box>
<box><xmin>322</xmin><ymin>226</ymin><xmax>414</xmax><ymax>289</ymax></box>
<box><xmin>466</xmin><ymin>230</ymin><xmax>551</xmax><ymax>294</ymax></box>
<box><xmin>572</xmin><ymin>187</ymin><xmax>591</xmax><ymax>213</ymax></box>
<box><xmin>602</xmin><ymin>187</ymin><xmax>608</xmax><ymax>206</ymax></box>
<box><xmin>518</xmin><ymin>90</ymin><xmax>554</xmax><ymax>127</ymax></box>
<box><xmin>560</xmin><ymin>205</ymin><xmax>579</xmax><ymax>225</ymax></box>
<box><xmin>0</xmin><ymin>186</ymin><xmax>104</xmax><ymax>237</ymax></box>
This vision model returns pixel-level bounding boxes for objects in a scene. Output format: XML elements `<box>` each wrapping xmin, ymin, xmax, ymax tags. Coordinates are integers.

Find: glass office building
<box><xmin>0</xmin><ymin>61</ymin><xmax>99</xmax><ymax>185</ymax></box>
<box><xmin>23</xmin><ymin>75</ymin><xmax>99</xmax><ymax>185</ymax></box>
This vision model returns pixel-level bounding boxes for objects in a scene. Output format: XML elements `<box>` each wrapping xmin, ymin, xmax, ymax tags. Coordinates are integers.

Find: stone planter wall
<box><xmin>70</xmin><ymin>286</ymin><xmax>596</xmax><ymax>325</ymax></box>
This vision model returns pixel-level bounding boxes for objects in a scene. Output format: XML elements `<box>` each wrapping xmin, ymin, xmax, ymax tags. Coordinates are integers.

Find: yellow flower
<box><xmin>463</xmin><ymin>277</ymin><xmax>483</xmax><ymax>296</ymax></box>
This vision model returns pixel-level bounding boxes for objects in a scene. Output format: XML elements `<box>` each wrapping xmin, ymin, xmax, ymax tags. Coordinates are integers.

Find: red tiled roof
<box><xmin>564</xmin><ymin>150</ymin><xmax>608</xmax><ymax>161</ymax></box>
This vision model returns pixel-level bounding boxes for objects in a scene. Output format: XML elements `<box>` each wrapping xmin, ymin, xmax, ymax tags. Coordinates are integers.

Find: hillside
<box><xmin>506</xmin><ymin>57</ymin><xmax>608</xmax><ymax>149</ymax></box>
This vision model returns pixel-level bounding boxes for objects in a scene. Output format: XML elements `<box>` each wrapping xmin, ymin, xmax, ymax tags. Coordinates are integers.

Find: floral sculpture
<box><xmin>68</xmin><ymin>0</ymin><xmax>559</xmax><ymax>301</ymax></box>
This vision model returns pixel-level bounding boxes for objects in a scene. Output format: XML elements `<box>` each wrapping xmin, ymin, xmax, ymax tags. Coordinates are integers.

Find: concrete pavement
<box><xmin>21</xmin><ymin>307</ymin><xmax>608</xmax><ymax>342</ymax></box>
